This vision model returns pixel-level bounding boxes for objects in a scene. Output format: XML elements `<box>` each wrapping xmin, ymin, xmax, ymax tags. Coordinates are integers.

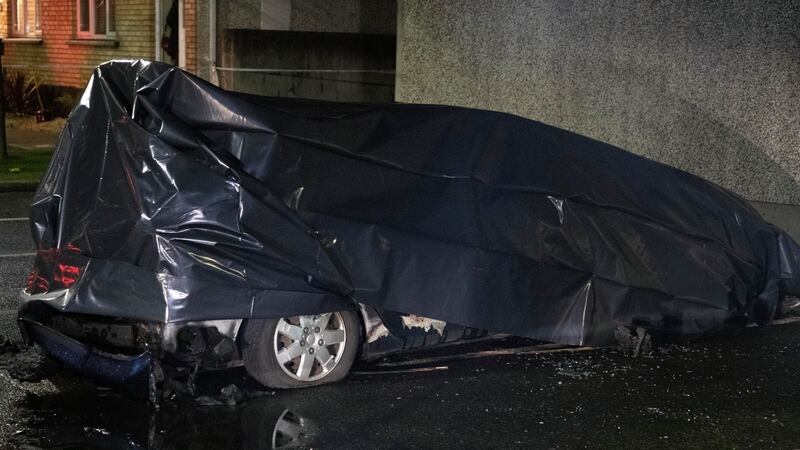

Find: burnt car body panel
<box><xmin>18</xmin><ymin>60</ymin><xmax>800</xmax><ymax>386</ymax></box>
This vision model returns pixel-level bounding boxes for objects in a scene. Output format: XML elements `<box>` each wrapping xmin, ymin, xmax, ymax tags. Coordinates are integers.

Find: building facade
<box><xmin>3</xmin><ymin>0</ymin><xmax>152</xmax><ymax>88</ymax></box>
<box><xmin>0</xmin><ymin>0</ymin><xmax>199</xmax><ymax>89</ymax></box>
<box><xmin>210</xmin><ymin>0</ymin><xmax>397</xmax><ymax>102</ymax></box>
<box><xmin>0</xmin><ymin>0</ymin><xmax>395</xmax><ymax>102</ymax></box>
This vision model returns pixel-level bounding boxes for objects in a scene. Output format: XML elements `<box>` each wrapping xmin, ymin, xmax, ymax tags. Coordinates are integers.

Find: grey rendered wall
<box><xmin>396</xmin><ymin>1</ymin><xmax>800</xmax><ymax>205</ymax></box>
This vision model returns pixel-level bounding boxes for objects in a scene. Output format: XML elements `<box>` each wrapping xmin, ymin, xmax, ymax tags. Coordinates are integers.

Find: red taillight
<box><xmin>34</xmin><ymin>276</ymin><xmax>49</xmax><ymax>293</ymax></box>
<box><xmin>25</xmin><ymin>269</ymin><xmax>50</xmax><ymax>294</ymax></box>
<box><xmin>25</xmin><ymin>270</ymin><xmax>36</xmax><ymax>292</ymax></box>
<box><xmin>54</xmin><ymin>263</ymin><xmax>81</xmax><ymax>288</ymax></box>
<box><xmin>27</xmin><ymin>244</ymin><xmax>84</xmax><ymax>293</ymax></box>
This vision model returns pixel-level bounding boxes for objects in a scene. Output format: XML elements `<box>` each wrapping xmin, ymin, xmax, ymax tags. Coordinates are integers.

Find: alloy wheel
<box><xmin>272</xmin><ymin>312</ymin><xmax>348</xmax><ymax>381</ymax></box>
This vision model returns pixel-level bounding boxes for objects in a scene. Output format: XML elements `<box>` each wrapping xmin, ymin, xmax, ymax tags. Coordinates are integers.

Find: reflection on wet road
<box><xmin>8</xmin><ymin>323</ymin><xmax>800</xmax><ymax>449</ymax></box>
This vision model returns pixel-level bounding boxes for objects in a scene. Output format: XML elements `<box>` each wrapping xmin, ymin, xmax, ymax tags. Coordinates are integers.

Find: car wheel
<box><xmin>242</xmin><ymin>311</ymin><xmax>361</xmax><ymax>389</ymax></box>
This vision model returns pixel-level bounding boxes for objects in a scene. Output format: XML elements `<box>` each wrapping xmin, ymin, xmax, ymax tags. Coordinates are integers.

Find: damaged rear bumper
<box><xmin>17</xmin><ymin>295</ymin><xmax>243</xmax><ymax>399</ymax></box>
<box><xmin>20</xmin><ymin>318</ymin><xmax>153</xmax><ymax>393</ymax></box>
<box><xmin>18</xmin><ymin>300</ymin><xmax>154</xmax><ymax>395</ymax></box>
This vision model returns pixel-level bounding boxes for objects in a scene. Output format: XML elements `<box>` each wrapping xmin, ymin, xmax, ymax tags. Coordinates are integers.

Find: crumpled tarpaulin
<box><xmin>25</xmin><ymin>60</ymin><xmax>800</xmax><ymax>346</ymax></box>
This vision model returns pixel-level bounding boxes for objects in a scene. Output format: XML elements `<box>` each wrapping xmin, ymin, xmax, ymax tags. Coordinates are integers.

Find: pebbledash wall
<box><xmin>1</xmin><ymin>0</ymin><xmax>156</xmax><ymax>89</ymax></box>
<box><xmin>395</xmin><ymin>0</ymin><xmax>800</xmax><ymax>207</ymax></box>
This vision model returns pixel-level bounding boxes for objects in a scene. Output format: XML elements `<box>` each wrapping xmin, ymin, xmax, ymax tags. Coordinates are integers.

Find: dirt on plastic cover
<box><xmin>25</xmin><ymin>60</ymin><xmax>800</xmax><ymax>346</ymax></box>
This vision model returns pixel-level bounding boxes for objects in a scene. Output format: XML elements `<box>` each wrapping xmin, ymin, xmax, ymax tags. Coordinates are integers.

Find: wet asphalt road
<box><xmin>2</xmin><ymin>191</ymin><xmax>800</xmax><ymax>449</ymax></box>
<box><xmin>0</xmin><ymin>192</ymin><xmax>34</xmax><ymax>341</ymax></box>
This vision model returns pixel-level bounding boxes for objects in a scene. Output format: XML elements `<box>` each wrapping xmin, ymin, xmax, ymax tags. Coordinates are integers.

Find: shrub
<box><xmin>2</xmin><ymin>68</ymin><xmax>44</xmax><ymax>115</ymax></box>
<box><xmin>1</xmin><ymin>68</ymin><xmax>81</xmax><ymax>118</ymax></box>
<box><xmin>53</xmin><ymin>91</ymin><xmax>80</xmax><ymax>117</ymax></box>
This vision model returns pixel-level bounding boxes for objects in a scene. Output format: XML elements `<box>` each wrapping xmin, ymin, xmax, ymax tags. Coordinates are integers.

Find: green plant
<box><xmin>54</xmin><ymin>92</ymin><xmax>79</xmax><ymax>117</ymax></box>
<box><xmin>2</xmin><ymin>68</ymin><xmax>44</xmax><ymax>115</ymax></box>
<box><xmin>0</xmin><ymin>148</ymin><xmax>51</xmax><ymax>183</ymax></box>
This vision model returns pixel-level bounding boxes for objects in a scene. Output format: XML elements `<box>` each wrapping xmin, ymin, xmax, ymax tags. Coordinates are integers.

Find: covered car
<box><xmin>18</xmin><ymin>60</ymin><xmax>800</xmax><ymax>391</ymax></box>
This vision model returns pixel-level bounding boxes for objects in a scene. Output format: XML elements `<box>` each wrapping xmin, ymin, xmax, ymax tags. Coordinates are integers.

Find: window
<box><xmin>11</xmin><ymin>0</ymin><xmax>41</xmax><ymax>37</ymax></box>
<box><xmin>77</xmin><ymin>0</ymin><xmax>116</xmax><ymax>38</ymax></box>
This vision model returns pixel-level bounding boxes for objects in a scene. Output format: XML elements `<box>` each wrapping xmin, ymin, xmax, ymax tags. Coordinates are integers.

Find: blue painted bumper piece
<box><xmin>19</xmin><ymin>318</ymin><xmax>152</xmax><ymax>395</ymax></box>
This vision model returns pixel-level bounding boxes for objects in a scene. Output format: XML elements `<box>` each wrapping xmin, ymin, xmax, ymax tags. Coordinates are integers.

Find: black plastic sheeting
<box><xmin>26</xmin><ymin>60</ymin><xmax>800</xmax><ymax>346</ymax></box>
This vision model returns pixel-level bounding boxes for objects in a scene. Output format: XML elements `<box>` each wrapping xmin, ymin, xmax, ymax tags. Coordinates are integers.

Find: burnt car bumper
<box><xmin>18</xmin><ymin>300</ymin><xmax>154</xmax><ymax>395</ymax></box>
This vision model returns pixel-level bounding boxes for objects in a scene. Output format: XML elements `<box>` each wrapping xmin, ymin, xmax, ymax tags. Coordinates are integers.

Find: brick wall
<box><xmin>2</xmin><ymin>0</ymin><xmax>155</xmax><ymax>89</ymax></box>
<box><xmin>0</xmin><ymin>4</ymin><xmax>7</xmax><ymax>37</ymax></box>
<box><xmin>182</xmin><ymin>0</ymin><xmax>197</xmax><ymax>73</ymax></box>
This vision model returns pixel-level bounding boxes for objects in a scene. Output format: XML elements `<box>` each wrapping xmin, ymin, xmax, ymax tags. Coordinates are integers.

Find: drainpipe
<box><xmin>209</xmin><ymin>0</ymin><xmax>218</xmax><ymax>85</ymax></box>
<box><xmin>154</xmin><ymin>0</ymin><xmax>162</xmax><ymax>61</ymax></box>
<box><xmin>177</xmin><ymin>0</ymin><xmax>186</xmax><ymax>69</ymax></box>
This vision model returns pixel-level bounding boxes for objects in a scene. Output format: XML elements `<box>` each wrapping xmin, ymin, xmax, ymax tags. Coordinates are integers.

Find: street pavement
<box><xmin>1</xmin><ymin>191</ymin><xmax>65</xmax><ymax>448</ymax></box>
<box><xmin>1</xmin><ymin>191</ymin><xmax>800</xmax><ymax>448</ymax></box>
<box><xmin>0</xmin><ymin>192</ymin><xmax>35</xmax><ymax>341</ymax></box>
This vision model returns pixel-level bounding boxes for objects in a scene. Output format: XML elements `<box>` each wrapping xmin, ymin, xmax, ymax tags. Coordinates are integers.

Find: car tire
<box><xmin>241</xmin><ymin>310</ymin><xmax>361</xmax><ymax>389</ymax></box>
